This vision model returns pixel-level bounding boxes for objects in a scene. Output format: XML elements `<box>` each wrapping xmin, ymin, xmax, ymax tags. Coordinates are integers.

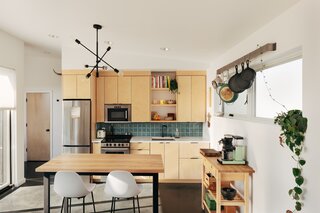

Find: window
<box><xmin>255</xmin><ymin>58</ymin><xmax>302</xmax><ymax>119</ymax></box>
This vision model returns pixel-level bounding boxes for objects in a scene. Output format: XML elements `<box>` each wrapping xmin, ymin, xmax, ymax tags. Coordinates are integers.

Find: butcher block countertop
<box><xmin>36</xmin><ymin>153</ymin><xmax>164</xmax><ymax>174</ymax></box>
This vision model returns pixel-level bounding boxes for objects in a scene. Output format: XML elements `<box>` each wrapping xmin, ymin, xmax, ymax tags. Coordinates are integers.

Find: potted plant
<box><xmin>169</xmin><ymin>79</ymin><xmax>178</xmax><ymax>94</ymax></box>
<box><xmin>274</xmin><ymin>109</ymin><xmax>308</xmax><ymax>212</ymax></box>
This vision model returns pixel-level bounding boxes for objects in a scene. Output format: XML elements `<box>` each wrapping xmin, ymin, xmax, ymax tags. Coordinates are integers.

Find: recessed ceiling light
<box><xmin>104</xmin><ymin>41</ymin><xmax>113</xmax><ymax>45</ymax></box>
<box><xmin>160</xmin><ymin>47</ymin><xmax>170</xmax><ymax>51</ymax></box>
<box><xmin>48</xmin><ymin>34</ymin><xmax>59</xmax><ymax>39</ymax></box>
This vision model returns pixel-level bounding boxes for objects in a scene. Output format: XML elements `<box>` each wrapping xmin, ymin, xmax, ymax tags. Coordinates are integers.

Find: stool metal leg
<box><xmin>83</xmin><ymin>197</ymin><xmax>85</xmax><ymax>213</ymax></box>
<box><xmin>60</xmin><ymin>197</ymin><xmax>65</xmax><ymax>213</ymax></box>
<box><xmin>69</xmin><ymin>198</ymin><xmax>72</xmax><ymax>213</ymax></box>
<box><xmin>133</xmin><ymin>197</ymin><xmax>136</xmax><ymax>213</ymax></box>
<box><xmin>91</xmin><ymin>192</ymin><xmax>96</xmax><ymax>213</ymax></box>
<box><xmin>136</xmin><ymin>196</ymin><xmax>141</xmax><ymax>213</ymax></box>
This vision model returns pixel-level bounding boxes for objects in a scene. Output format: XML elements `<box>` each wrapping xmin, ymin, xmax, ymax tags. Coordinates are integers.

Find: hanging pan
<box><xmin>219</xmin><ymin>83</ymin><xmax>238</xmax><ymax>103</ymax></box>
<box><xmin>228</xmin><ymin>64</ymin><xmax>247</xmax><ymax>93</ymax></box>
<box><xmin>240</xmin><ymin>60</ymin><xmax>256</xmax><ymax>83</ymax></box>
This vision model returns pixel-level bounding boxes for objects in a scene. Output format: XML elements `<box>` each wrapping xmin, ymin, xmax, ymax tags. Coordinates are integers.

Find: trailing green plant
<box><xmin>169</xmin><ymin>79</ymin><xmax>178</xmax><ymax>94</ymax></box>
<box><xmin>274</xmin><ymin>109</ymin><xmax>308</xmax><ymax>212</ymax></box>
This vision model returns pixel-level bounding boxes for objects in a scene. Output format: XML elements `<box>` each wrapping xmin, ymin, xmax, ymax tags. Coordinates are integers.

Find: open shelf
<box><xmin>151</xmin><ymin>104</ymin><xmax>176</xmax><ymax>107</ymax></box>
<box><xmin>207</xmin><ymin>189</ymin><xmax>245</xmax><ymax>206</ymax></box>
<box><xmin>150</xmin><ymin>120</ymin><xmax>177</xmax><ymax>122</ymax></box>
<box><xmin>151</xmin><ymin>88</ymin><xmax>170</xmax><ymax>91</ymax></box>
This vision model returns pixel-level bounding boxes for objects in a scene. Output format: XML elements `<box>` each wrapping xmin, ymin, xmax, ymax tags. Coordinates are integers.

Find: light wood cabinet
<box><xmin>177</xmin><ymin>76</ymin><xmax>192</xmax><ymax>121</ymax></box>
<box><xmin>104</xmin><ymin>76</ymin><xmax>131</xmax><ymax>104</ymax></box>
<box><xmin>176</xmin><ymin>73</ymin><xmax>206</xmax><ymax>122</ymax></box>
<box><xmin>92</xmin><ymin>143</ymin><xmax>101</xmax><ymax>154</ymax></box>
<box><xmin>104</xmin><ymin>76</ymin><xmax>118</xmax><ymax>104</ymax></box>
<box><xmin>118</xmin><ymin>77</ymin><xmax>131</xmax><ymax>104</ymax></box>
<box><xmin>62</xmin><ymin>73</ymin><xmax>92</xmax><ymax>99</ymax></box>
<box><xmin>164</xmin><ymin>142</ymin><xmax>179</xmax><ymax>179</ymax></box>
<box><xmin>191</xmin><ymin>76</ymin><xmax>206</xmax><ymax>122</ymax></box>
<box><xmin>180</xmin><ymin>158</ymin><xmax>202</xmax><ymax>179</ymax></box>
<box><xmin>150</xmin><ymin>142</ymin><xmax>165</xmax><ymax>179</ymax></box>
<box><xmin>130</xmin><ymin>142</ymin><xmax>150</xmax><ymax>154</ymax></box>
<box><xmin>96</xmin><ymin>77</ymin><xmax>105</xmax><ymax>122</ymax></box>
<box><xmin>179</xmin><ymin>142</ymin><xmax>209</xmax><ymax>180</ymax></box>
<box><xmin>132</xmin><ymin>76</ymin><xmax>150</xmax><ymax>122</ymax></box>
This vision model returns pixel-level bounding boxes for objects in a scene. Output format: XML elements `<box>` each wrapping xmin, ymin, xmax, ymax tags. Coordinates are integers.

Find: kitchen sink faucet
<box><xmin>161</xmin><ymin>125</ymin><xmax>167</xmax><ymax>137</ymax></box>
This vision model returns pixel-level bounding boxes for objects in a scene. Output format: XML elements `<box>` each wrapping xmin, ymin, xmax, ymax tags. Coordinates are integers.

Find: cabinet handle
<box><xmin>191</xmin><ymin>157</ymin><xmax>199</xmax><ymax>159</ymax></box>
<box><xmin>159</xmin><ymin>142</ymin><xmax>164</xmax><ymax>144</ymax></box>
<box><xmin>191</xmin><ymin>142</ymin><xmax>198</xmax><ymax>144</ymax></box>
<box><xmin>138</xmin><ymin>149</ymin><xmax>143</xmax><ymax>151</ymax></box>
<box><xmin>166</xmin><ymin>142</ymin><xmax>170</xmax><ymax>144</ymax></box>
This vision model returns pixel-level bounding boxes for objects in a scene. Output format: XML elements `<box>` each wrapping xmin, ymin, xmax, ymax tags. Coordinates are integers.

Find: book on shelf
<box><xmin>152</xmin><ymin>75</ymin><xmax>171</xmax><ymax>89</ymax></box>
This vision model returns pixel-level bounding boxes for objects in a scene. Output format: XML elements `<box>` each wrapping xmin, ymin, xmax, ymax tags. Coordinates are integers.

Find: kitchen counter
<box><xmin>131</xmin><ymin>136</ymin><xmax>210</xmax><ymax>143</ymax></box>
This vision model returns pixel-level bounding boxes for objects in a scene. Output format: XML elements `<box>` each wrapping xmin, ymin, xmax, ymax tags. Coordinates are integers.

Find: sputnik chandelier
<box><xmin>75</xmin><ymin>24</ymin><xmax>119</xmax><ymax>78</ymax></box>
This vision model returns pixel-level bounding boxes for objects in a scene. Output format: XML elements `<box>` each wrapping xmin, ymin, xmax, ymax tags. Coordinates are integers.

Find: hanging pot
<box><xmin>219</xmin><ymin>83</ymin><xmax>238</xmax><ymax>103</ymax></box>
<box><xmin>228</xmin><ymin>64</ymin><xmax>247</xmax><ymax>93</ymax></box>
<box><xmin>211</xmin><ymin>75</ymin><xmax>223</xmax><ymax>90</ymax></box>
<box><xmin>240</xmin><ymin>60</ymin><xmax>256</xmax><ymax>82</ymax></box>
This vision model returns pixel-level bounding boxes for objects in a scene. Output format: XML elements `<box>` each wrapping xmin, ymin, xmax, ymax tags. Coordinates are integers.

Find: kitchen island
<box><xmin>36</xmin><ymin>153</ymin><xmax>164</xmax><ymax>213</ymax></box>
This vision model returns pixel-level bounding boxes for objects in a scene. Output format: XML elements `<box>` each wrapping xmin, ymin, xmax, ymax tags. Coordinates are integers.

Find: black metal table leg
<box><xmin>44</xmin><ymin>173</ymin><xmax>50</xmax><ymax>213</ymax></box>
<box><xmin>153</xmin><ymin>173</ymin><xmax>159</xmax><ymax>213</ymax></box>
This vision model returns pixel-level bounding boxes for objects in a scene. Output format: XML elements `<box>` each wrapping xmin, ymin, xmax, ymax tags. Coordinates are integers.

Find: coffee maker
<box><xmin>218</xmin><ymin>134</ymin><xmax>246</xmax><ymax>165</ymax></box>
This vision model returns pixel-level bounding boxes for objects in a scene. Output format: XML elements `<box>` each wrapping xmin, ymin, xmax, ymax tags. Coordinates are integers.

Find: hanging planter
<box><xmin>169</xmin><ymin>79</ymin><xmax>178</xmax><ymax>94</ymax></box>
<box><xmin>274</xmin><ymin>109</ymin><xmax>308</xmax><ymax>212</ymax></box>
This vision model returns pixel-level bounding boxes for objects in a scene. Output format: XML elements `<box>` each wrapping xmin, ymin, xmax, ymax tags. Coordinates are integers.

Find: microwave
<box><xmin>105</xmin><ymin>104</ymin><xmax>131</xmax><ymax>122</ymax></box>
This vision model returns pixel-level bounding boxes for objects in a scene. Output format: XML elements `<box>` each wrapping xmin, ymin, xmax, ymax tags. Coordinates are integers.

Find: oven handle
<box><xmin>125</xmin><ymin>111</ymin><xmax>128</xmax><ymax>119</ymax></box>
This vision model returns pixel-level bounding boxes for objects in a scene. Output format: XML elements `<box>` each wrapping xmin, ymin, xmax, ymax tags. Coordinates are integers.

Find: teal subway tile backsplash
<box><xmin>96</xmin><ymin>122</ymin><xmax>203</xmax><ymax>137</ymax></box>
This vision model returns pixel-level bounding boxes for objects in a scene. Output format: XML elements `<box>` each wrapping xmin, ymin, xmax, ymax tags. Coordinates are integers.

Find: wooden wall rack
<box><xmin>216</xmin><ymin>43</ymin><xmax>277</xmax><ymax>75</ymax></box>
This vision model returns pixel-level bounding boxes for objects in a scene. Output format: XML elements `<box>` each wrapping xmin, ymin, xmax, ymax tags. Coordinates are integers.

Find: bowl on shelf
<box><xmin>167</xmin><ymin>100</ymin><xmax>176</xmax><ymax>104</ymax></box>
<box><xmin>221</xmin><ymin>187</ymin><xmax>236</xmax><ymax>200</ymax></box>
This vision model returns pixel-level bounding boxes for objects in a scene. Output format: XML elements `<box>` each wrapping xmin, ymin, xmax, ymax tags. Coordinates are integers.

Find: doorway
<box><xmin>26</xmin><ymin>92</ymin><xmax>51</xmax><ymax>161</ymax></box>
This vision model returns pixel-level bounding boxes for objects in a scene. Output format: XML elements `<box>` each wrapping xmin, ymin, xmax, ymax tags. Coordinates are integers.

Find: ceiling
<box><xmin>0</xmin><ymin>0</ymin><xmax>299</xmax><ymax>64</ymax></box>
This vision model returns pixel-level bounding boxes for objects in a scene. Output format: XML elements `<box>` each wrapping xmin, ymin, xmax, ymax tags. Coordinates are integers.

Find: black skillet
<box><xmin>228</xmin><ymin>64</ymin><xmax>249</xmax><ymax>93</ymax></box>
<box><xmin>240</xmin><ymin>60</ymin><xmax>256</xmax><ymax>82</ymax></box>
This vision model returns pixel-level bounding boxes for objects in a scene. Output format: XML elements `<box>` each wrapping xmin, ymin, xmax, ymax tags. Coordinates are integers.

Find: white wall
<box><xmin>208</xmin><ymin>1</ymin><xmax>319</xmax><ymax>212</ymax></box>
<box><xmin>24</xmin><ymin>45</ymin><xmax>62</xmax><ymax>157</ymax></box>
<box><xmin>0</xmin><ymin>30</ymin><xmax>25</xmax><ymax>186</ymax></box>
<box><xmin>62</xmin><ymin>42</ymin><xmax>209</xmax><ymax>70</ymax></box>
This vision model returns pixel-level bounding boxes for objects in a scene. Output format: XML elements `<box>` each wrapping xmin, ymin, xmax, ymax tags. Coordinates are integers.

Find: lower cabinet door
<box><xmin>150</xmin><ymin>142</ymin><xmax>165</xmax><ymax>179</ymax></box>
<box><xmin>179</xmin><ymin>158</ymin><xmax>202</xmax><ymax>179</ymax></box>
<box><xmin>164</xmin><ymin>143</ymin><xmax>179</xmax><ymax>179</ymax></box>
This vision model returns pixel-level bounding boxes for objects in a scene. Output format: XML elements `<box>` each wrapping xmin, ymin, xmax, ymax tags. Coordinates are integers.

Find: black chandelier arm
<box><xmin>75</xmin><ymin>39</ymin><xmax>119</xmax><ymax>72</ymax></box>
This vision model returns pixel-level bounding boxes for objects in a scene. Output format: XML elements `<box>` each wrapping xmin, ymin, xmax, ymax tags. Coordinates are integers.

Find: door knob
<box><xmin>46</xmin><ymin>129</ymin><xmax>50</xmax><ymax>132</ymax></box>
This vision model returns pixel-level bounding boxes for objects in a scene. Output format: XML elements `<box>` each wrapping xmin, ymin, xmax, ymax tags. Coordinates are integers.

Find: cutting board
<box><xmin>200</xmin><ymin>149</ymin><xmax>221</xmax><ymax>157</ymax></box>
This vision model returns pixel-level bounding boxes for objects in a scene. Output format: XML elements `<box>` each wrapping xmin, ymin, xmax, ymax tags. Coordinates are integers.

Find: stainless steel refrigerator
<box><xmin>62</xmin><ymin>100</ymin><xmax>91</xmax><ymax>153</ymax></box>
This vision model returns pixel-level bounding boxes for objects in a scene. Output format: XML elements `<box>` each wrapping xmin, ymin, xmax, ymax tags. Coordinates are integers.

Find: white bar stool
<box><xmin>104</xmin><ymin>170</ymin><xmax>143</xmax><ymax>213</ymax></box>
<box><xmin>54</xmin><ymin>171</ymin><xmax>96</xmax><ymax>213</ymax></box>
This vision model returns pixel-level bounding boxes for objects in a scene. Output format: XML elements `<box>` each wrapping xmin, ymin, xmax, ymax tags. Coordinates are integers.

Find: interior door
<box><xmin>26</xmin><ymin>93</ymin><xmax>50</xmax><ymax>161</ymax></box>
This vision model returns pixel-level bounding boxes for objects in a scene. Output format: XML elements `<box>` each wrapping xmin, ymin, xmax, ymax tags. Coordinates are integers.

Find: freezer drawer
<box><xmin>63</xmin><ymin>146</ymin><xmax>90</xmax><ymax>153</ymax></box>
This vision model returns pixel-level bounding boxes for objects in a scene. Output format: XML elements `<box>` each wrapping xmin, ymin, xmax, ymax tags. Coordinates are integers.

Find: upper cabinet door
<box><xmin>191</xmin><ymin>76</ymin><xmax>206</xmax><ymax>122</ymax></box>
<box><xmin>118</xmin><ymin>77</ymin><xmax>132</xmax><ymax>104</ymax></box>
<box><xmin>104</xmin><ymin>77</ymin><xmax>118</xmax><ymax>104</ymax></box>
<box><xmin>177</xmin><ymin>76</ymin><xmax>192</xmax><ymax>121</ymax></box>
<box><xmin>96</xmin><ymin>77</ymin><xmax>105</xmax><ymax>122</ymax></box>
<box><xmin>62</xmin><ymin>75</ymin><xmax>77</xmax><ymax>99</ymax></box>
<box><xmin>76</xmin><ymin>75</ymin><xmax>91</xmax><ymax>99</ymax></box>
<box><xmin>132</xmin><ymin>76</ymin><xmax>150</xmax><ymax>122</ymax></box>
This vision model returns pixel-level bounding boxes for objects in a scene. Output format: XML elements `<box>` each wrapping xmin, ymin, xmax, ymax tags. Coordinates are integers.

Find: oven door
<box><xmin>101</xmin><ymin>147</ymin><xmax>130</xmax><ymax>154</ymax></box>
<box><xmin>107</xmin><ymin>108</ymin><xmax>128</xmax><ymax>121</ymax></box>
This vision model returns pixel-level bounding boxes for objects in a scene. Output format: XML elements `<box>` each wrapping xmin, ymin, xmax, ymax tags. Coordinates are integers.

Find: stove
<box><xmin>101</xmin><ymin>135</ymin><xmax>132</xmax><ymax>154</ymax></box>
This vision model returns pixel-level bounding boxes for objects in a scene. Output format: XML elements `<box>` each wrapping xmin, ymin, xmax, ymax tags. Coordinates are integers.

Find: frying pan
<box><xmin>240</xmin><ymin>60</ymin><xmax>256</xmax><ymax>82</ymax></box>
<box><xmin>228</xmin><ymin>64</ymin><xmax>249</xmax><ymax>93</ymax></box>
<box><xmin>219</xmin><ymin>83</ymin><xmax>238</xmax><ymax>103</ymax></box>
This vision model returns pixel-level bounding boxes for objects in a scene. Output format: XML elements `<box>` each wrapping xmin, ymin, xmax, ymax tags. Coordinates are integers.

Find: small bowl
<box><xmin>221</xmin><ymin>187</ymin><xmax>236</xmax><ymax>200</ymax></box>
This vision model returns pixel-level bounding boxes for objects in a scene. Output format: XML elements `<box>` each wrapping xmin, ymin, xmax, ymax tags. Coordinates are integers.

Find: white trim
<box><xmin>25</xmin><ymin>90</ymin><xmax>53</xmax><ymax>160</ymax></box>
<box><xmin>16</xmin><ymin>177</ymin><xmax>26</xmax><ymax>187</ymax></box>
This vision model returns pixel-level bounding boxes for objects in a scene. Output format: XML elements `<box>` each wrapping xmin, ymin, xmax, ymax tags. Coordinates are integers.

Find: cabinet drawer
<box><xmin>130</xmin><ymin>149</ymin><xmax>150</xmax><ymax>154</ymax></box>
<box><xmin>130</xmin><ymin>142</ymin><xmax>150</xmax><ymax>150</ymax></box>
<box><xmin>180</xmin><ymin>142</ymin><xmax>209</xmax><ymax>158</ymax></box>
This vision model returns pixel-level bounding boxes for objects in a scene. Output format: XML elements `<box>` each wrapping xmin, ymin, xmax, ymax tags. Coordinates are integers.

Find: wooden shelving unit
<box><xmin>201</xmin><ymin>155</ymin><xmax>255</xmax><ymax>213</ymax></box>
<box><xmin>151</xmin><ymin>104</ymin><xmax>176</xmax><ymax>107</ymax></box>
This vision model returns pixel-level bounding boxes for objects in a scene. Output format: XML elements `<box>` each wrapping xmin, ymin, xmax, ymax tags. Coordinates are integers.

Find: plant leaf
<box><xmin>296</xmin><ymin>176</ymin><xmax>304</xmax><ymax>186</ymax></box>
<box><xmin>288</xmin><ymin>189</ymin><xmax>293</xmax><ymax>195</ymax></box>
<box><xmin>292</xmin><ymin>168</ymin><xmax>301</xmax><ymax>177</ymax></box>
<box><xmin>299</xmin><ymin>159</ymin><xmax>306</xmax><ymax>166</ymax></box>
<box><xmin>294</xmin><ymin>187</ymin><xmax>303</xmax><ymax>194</ymax></box>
